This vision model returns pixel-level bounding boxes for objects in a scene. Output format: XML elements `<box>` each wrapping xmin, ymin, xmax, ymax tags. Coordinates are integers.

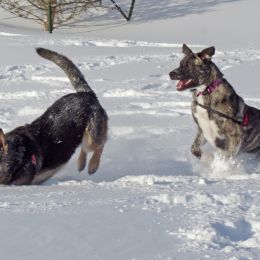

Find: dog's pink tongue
<box><xmin>177</xmin><ymin>79</ymin><xmax>189</xmax><ymax>90</ymax></box>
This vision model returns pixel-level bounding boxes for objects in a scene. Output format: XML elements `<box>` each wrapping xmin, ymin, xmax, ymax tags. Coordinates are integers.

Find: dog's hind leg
<box><xmin>78</xmin><ymin>114</ymin><xmax>107</xmax><ymax>174</ymax></box>
<box><xmin>77</xmin><ymin>128</ymin><xmax>105</xmax><ymax>174</ymax></box>
<box><xmin>77</xmin><ymin>130</ymin><xmax>90</xmax><ymax>172</ymax></box>
<box><xmin>78</xmin><ymin>149</ymin><xmax>87</xmax><ymax>172</ymax></box>
<box><xmin>88</xmin><ymin>145</ymin><xmax>104</xmax><ymax>175</ymax></box>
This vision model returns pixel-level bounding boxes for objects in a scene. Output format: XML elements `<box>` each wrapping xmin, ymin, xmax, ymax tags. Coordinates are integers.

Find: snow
<box><xmin>0</xmin><ymin>0</ymin><xmax>260</xmax><ymax>259</ymax></box>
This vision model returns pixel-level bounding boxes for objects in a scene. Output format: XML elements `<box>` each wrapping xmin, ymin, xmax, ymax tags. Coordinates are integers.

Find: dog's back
<box><xmin>35</xmin><ymin>48</ymin><xmax>108</xmax><ymax>180</ymax></box>
<box><xmin>0</xmin><ymin>48</ymin><xmax>108</xmax><ymax>185</ymax></box>
<box><xmin>31</xmin><ymin>93</ymin><xmax>95</xmax><ymax>169</ymax></box>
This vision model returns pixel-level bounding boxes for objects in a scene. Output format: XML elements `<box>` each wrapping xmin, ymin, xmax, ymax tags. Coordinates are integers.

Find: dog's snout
<box><xmin>169</xmin><ymin>70</ymin><xmax>175</xmax><ymax>79</ymax></box>
<box><xmin>169</xmin><ymin>69</ymin><xmax>179</xmax><ymax>80</ymax></box>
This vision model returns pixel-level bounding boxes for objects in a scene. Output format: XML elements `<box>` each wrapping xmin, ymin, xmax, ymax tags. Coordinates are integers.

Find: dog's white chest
<box><xmin>193</xmin><ymin>96</ymin><xmax>222</xmax><ymax>147</ymax></box>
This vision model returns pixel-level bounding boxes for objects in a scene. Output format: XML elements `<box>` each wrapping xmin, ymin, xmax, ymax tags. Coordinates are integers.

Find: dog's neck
<box><xmin>192</xmin><ymin>62</ymin><xmax>224</xmax><ymax>98</ymax></box>
<box><xmin>196</xmin><ymin>79</ymin><xmax>223</xmax><ymax>97</ymax></box>
<box><xmin>192</xmin><ymin>84</ymin><xmax>207</xmax><ymax>93</ymax></box>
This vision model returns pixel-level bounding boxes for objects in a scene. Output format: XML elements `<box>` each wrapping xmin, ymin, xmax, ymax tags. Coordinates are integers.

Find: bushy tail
<box><xmin>36</xmin><ymin>47</ymin><xmax>93</xmax><ymax>93</ymax></box>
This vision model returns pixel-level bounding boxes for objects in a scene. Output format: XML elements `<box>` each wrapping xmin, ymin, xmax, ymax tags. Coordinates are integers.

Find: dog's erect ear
<box><xmin>194</xmin><ymin>54</ymin><xmax>203</xmax><ymax>65</ymax></box>
<box><xmin>198</xmin><ymin>46</ymin><xmax>215</xmax><ymax>61</ymax></box>
<box><xmin>182</xmin><ymin>44</ymin><xmax>193</xmax><ymax>55</ymax></box>
<box><xmin>0</xmin><ymin>128</ymin><xmax>8</xmax><ymax>154</ymax></box>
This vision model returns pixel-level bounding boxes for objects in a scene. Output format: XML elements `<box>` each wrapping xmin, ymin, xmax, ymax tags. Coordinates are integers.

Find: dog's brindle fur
<box><xmin>0</xmin><ymin>48</ymin><xmax>108</xmax><ymax>185</ymax></box>
<box><xmin>169</xmin><ymin>44</ymin><xmax>260</xmax><ymax>159</ymax></box>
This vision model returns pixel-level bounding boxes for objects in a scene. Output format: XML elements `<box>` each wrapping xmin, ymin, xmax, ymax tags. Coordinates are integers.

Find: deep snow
<box><xmin>1</xmin><ymin>0</ymin><xmax>260</xmax><ymax>259</ymax></box>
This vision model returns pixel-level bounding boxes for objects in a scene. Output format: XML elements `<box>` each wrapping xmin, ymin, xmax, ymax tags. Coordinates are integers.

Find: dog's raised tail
<box><xmin>36</xmin><ymin>47</ymin><xmax>92</xmax><ymax>93</ymax></box>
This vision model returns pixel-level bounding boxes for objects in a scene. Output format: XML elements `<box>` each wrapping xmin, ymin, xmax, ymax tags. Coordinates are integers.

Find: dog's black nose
<box><xmin>169</xmin><ymin>68</ymin><xmax>183</xmax><ymax>80</ymax></box>
<box><xmin>169</xmin><ymin>71</ymin><xmax>176</xmax><ymax>80</ymax></box>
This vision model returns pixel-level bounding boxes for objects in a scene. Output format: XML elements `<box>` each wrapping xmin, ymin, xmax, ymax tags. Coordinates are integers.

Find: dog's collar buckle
<box><xmin>197</xmin><ymin>79</ymin><xmax>222</xmax><ymax>97</ymax></box>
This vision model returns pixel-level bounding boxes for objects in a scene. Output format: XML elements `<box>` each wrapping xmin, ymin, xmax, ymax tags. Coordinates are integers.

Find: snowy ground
<box><xmin>1</xmin><ymin>0</ymin><xmax>260</xmax><ymax>259</ymax></box>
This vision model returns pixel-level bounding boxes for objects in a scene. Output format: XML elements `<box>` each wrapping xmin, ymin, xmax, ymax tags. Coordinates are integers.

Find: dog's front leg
<box><xmin>11</xmin><ymin>163</ymin><xmax>36</xmax><ymax>185</ymax></box>
<box><xmin>191</xmin><ymin>128</ymin><xmax>207</xmax><ymax>159</ymax></box>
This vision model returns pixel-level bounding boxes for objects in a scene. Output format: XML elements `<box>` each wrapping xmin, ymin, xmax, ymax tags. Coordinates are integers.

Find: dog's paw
<box><xmin>88</xmin><ymin>155</ymin><xmax>100</xmax><ymax>175</ymax></box>
<box><xmin>191</xmin><ymin>146</ymin><xmax>202</xmax><ymax>158</ymax></box>
<box><xmin>78</xmin><ymin>161</ymin><xmax>86</xmax><ymax>172</ymax></box>
<box><xmin>88</xmin><ymin>162</ymin><xmax>99</xmax><ymax>175</ymax></box>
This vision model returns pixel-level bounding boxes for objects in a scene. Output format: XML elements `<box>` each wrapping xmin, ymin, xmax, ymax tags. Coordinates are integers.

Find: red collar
<box><xmin>197</xmin><ymin>79</ymin><xmax>222</xmax><ymax>97</ymax></box>
<box><xmin>31</xmin><ymin>154</ymin><xmax>37</xmax><ymax>166</ymax></box>
<box><xmin>242</xmin><ymin>113</ymin><xmax>249</xmax><ymax>126</ymax></box>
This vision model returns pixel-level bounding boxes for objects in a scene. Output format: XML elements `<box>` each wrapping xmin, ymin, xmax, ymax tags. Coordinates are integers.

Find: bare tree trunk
<box><xmin>109</xmin><ymin>0</ymin><xmax>136</xmax><ymax>21</ymax></box>
<box><xmin>128</xmin><ymin>0</ymin><xmax>136</xmax><ymax>21</ymax></box>
<box><xmin>109</xmin><ymin>0</ymin><xmax>129</xmax><ymax>21</ymax></box>
<box><xmin>47</xmin><ymin>1</ymin><xmax>53</xmax><ymax>33</ymax></box>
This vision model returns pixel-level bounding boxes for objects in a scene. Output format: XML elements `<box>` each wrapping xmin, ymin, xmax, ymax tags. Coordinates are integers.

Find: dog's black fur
<box><xmin>0</xmin><ymin>48</ymin><xmax>108</xmax><ymax>185</ymax></box>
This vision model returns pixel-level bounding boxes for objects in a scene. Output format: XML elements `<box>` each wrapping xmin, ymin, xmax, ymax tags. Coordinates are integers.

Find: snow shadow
<box><xmin>45</xmin><ymin>141</ymin><xmax>194</xmax><ymax>185</ymax></box>
<box><xmin>46</xmin><ymin>158</ymin><xmax>193</xmax><ymax>185</ymax></box>
<box><xmin>132</xmin><ymin>0</ymin><xmax>243</xmax><ymax>22</ymax></box>
<box><xmin>211</xmin><ymin>219</ymin><xmax>253</xmax><ymax>246</ymax></box>
<box><xmin>89</xmin><ymin>0</ymin><xmax>243</xmax><ymax>23</ymax></box>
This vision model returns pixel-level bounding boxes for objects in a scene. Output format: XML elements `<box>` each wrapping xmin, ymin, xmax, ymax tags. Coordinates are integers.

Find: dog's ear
<box><xmin>194</xmin><ymin>54</ymin><xmax>203</xmax><ymax>65</ymax></box>
<box><xmin>0</xmin><ymin>128</ymin><xmax>8</xmax><ymax>154</ymax></box>
<box><xmin>182</xmin><ymin>44</ymin><xmax>193</xmax><ymax>55</ymax></box>
<box><xmin>198</xmin><ymin>46</ymin><xmax>215</xmax><ymax>61</ymax></box>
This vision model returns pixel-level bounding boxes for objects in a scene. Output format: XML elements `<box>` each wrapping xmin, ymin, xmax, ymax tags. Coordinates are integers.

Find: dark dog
<box><xmin>0</xmin><ymin>48</ymin><xmax>108</xmax><ymax>185</ymax></box>
<box><xmin>169</xmin><ymin>44</ymin><xmax>260</xmax><ymax>159</ymax></box>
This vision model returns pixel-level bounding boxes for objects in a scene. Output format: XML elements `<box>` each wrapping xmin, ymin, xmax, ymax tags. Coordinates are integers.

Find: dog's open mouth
<box><xmin>177</xmin><ymin>79</ymin><xmax>195</xmax><ymax>91</ymax></box>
